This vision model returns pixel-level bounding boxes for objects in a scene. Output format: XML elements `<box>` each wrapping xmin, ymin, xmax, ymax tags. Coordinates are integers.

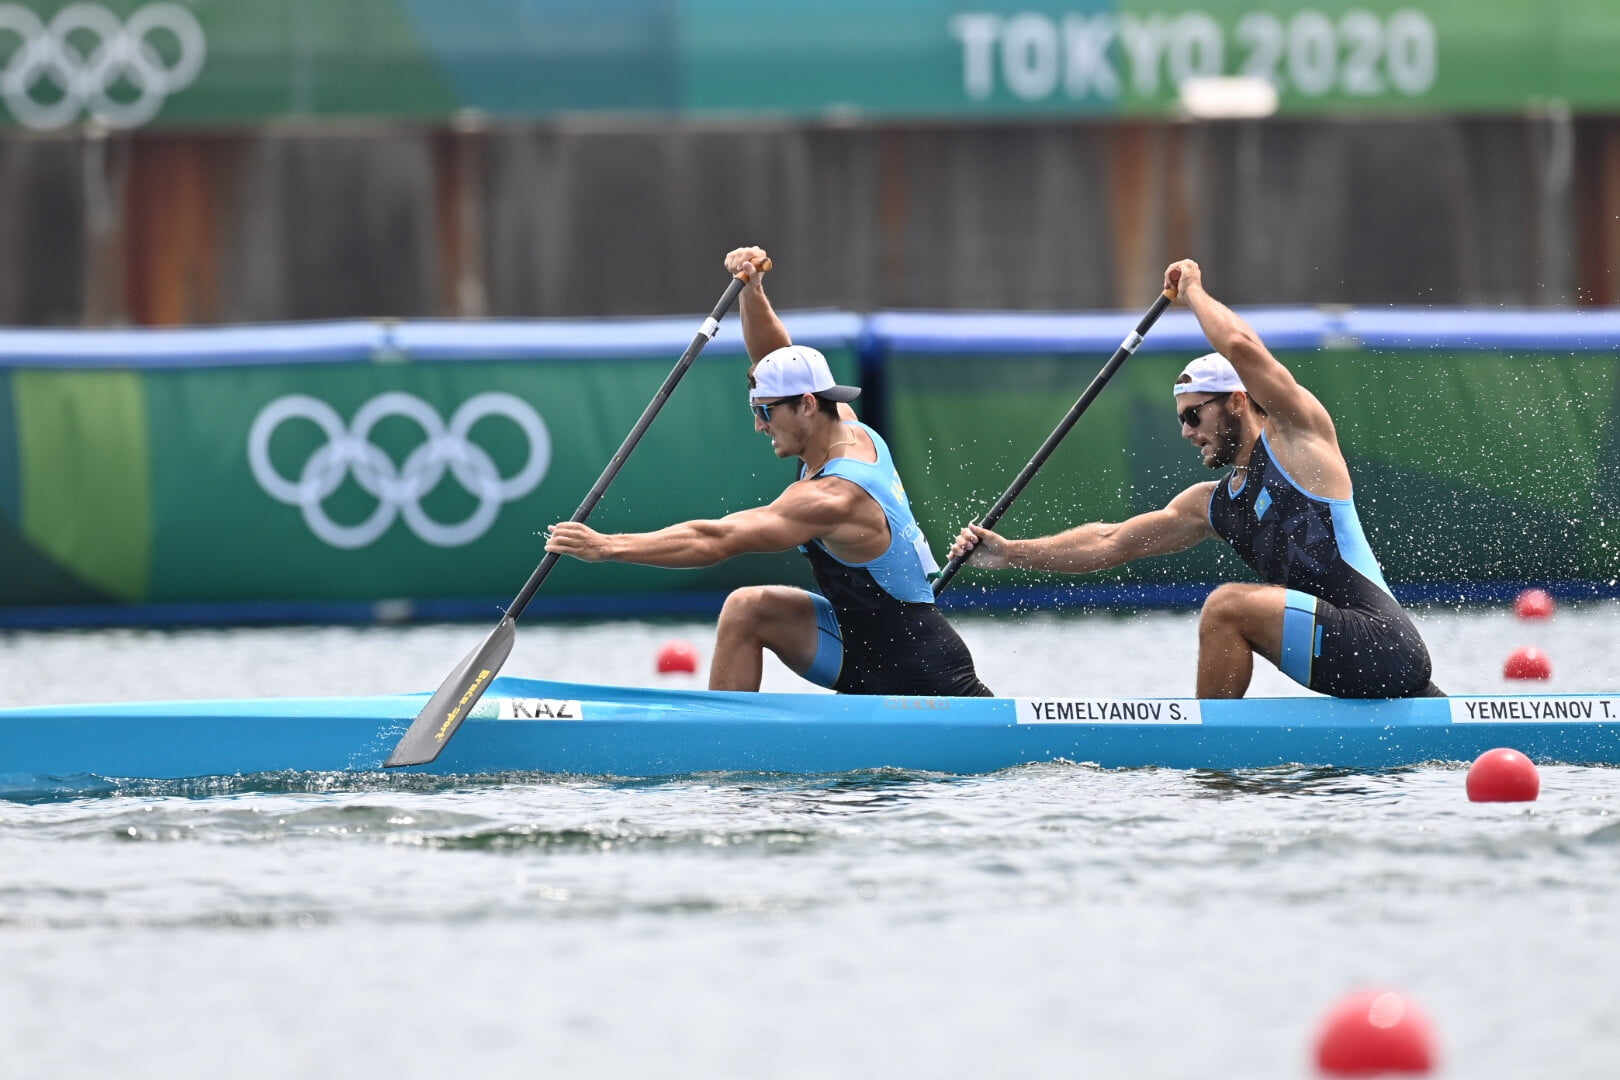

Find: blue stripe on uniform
<box><xmin>1279</xmin><ymin>589</ymin><xmax>1319</xmax><ymax>688</ymax></box>
<box><xmin>804</xmin><ymin>592</ymin><xmax>845</xmax><ymax>688</ymax></box>
<box><xmin>1329</xmin><ymin>501</ymin><xmax>1394</xmax><ymax>598</ymax></box>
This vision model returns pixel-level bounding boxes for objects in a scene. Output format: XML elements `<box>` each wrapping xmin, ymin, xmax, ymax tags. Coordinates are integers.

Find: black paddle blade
<box><xmin>383</xmin><ymin>616</ymin><xmax>516</xmax><ymax>767</ymax></box>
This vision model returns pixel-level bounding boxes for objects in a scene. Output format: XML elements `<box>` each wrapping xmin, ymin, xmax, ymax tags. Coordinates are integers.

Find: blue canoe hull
<box><xmin>2</xmin><ymin>676</ymin><xmax>1619</xmax><ymax>781</ymax></box>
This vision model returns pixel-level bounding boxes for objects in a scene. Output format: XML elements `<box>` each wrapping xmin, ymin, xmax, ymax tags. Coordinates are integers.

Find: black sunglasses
<box><xmin>1177</xmin><ymin>394</ymin><xmax>1231</xmax><ymax>429</ymax></box>
<box><xmin>750</xmin><ymin>396</ymin><xmax>801</xmax><ymax>423</ymax></box>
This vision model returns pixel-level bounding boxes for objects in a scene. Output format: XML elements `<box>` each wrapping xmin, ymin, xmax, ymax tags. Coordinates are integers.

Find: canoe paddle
<box><xmin>931</xmin><ymin>286</ymin><xmax>1177</xmax><ymax>596</ymax></box>
<box><xmin>384</xmin><ymin>260</ymin><xmax>770</xmax><ymax>767</ymax></box>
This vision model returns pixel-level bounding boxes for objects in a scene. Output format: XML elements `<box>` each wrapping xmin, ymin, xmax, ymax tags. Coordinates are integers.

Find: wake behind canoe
<box><xmin>2</xmin><ymin>677</ymin><xmax>1618</xmax><ymax>782</ymax></box>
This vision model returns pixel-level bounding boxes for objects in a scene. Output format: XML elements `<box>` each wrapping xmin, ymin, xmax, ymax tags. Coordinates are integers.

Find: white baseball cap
<box><xmin>1174</xmin><ymin>352</ymin><xmax>1246</xmax><ymax>395</ymax></box>
<box><xmin>750</xmin><ymin>345</ymin><xmax>861</xmax><ymax>402</ymax></box>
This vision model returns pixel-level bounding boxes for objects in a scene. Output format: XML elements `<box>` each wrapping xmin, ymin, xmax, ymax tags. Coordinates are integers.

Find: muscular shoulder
<box><xmin>1170</xmin><ymin>480</ymin><xmax>1218</xmax><ymax>515</ymax></box>
<box><xmin>1260</xmin><ymin>419</ymin><xmax>1352</xmax><ymax>499</ymax></box>
<box><xmin>1152</xmin><ymin>481</ymin><xmax>1217</xmax><ymax>541</ymax></box>
<box><xmin>780</xmin><ymin>473</ymin><xmax>877</xmax><ymax>524</ymax></box>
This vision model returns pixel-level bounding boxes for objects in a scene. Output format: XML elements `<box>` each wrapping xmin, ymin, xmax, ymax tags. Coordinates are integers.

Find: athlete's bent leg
<box><xmin>710</xmin><ymin>586</ymin><xmax>822</xmax><ymax>691</ymax></box>
<box><xmin>1196</xmin><ymin>583</ymin><xmax>1287</xmax><ymax>698</ymax></box>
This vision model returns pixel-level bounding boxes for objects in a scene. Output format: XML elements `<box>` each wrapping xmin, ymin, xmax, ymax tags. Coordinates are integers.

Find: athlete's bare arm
<box><xmin>725</xmin><ymin>246</ymin><xmax>859</xmax><ymax>422</ymax></box>
<box><xmin>1165</xmin><ymin>260</ymin><xmax>1336</xmax><ymax>435</ymax></box>
<box><xmin>1166</xmin><ymin>259</ymin><xmax>1350</xmax><ymax>495</ymax></box>
<box><xmin>546</xmin><ymin>477</ymin><xmax>887</xmax><ymax>569</ymax></box>
<box><xmin>949</xmin><ymin>481</ymin><xmax>1217</xmax><ymax>573</ymax></box>
<box><xmin>724</xmin><ymin>246</ymin><xmax>790</xmax><ymax>363</ymax></box>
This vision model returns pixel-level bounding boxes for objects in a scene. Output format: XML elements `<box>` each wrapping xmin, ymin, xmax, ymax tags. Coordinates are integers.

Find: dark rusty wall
<box><xmin>0</xmin><ymin>138</ymin><xmax>87</xmax><ymax>325</ymax></box>
<box><xmin>480</xmin><ymin>124</ymin><xmax>1120</xmax><ymax>315</ymax></box>
<box><xmin>1186</xmin><ymin>118</ymin><xmax>1578</xmax><ymax>306</ymax></box>
<box><xmin>213</xmin><ymin>133</ymin><xmax>440</xmax><ymax>323</ymax></box>
<box><xmin>0</xmin><ymin>115</ymin><xmax>1611</xmax><ymax>326</ymax></box>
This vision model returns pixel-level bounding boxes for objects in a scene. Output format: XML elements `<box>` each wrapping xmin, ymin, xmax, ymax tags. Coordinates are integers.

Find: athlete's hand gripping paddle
<box><xmin>385</xmin><ymin>260</ymin><xmax>770</xmax><ymax>767</ymax></box>
<box><xmin>931</xmin><ymin>287</ymin><xmax>1177</xmax><ymax>596</ymax></box>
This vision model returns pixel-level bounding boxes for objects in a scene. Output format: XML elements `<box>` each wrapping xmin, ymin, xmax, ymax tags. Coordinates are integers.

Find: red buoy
<box><xmin>1502</xmin><ymin>646</ymin><xmax>1552</xmax><ymax>680</ymax></box>
<box><xmin>1512</xmin><ymin>587</ymin><xmax>1556</xmax><ymax>620</ymax></box>
<box><xmin>1315</xmin><ymin>989</ymin><xmax>1437</xmax><ymax>1075</ymax></box>
<box><xmin>655</xmin><ymin>640</ymin><xmax>700</xmax><ymax>675</ymax></box>
<box><xmin>1466</xmin><ymin>747</ymin><xmax>1540</xmax><ymax>802</ymax></box>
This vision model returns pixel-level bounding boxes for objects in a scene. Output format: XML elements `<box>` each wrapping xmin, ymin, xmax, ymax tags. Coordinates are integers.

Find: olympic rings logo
<box><xmin>0</xmin><ymin>3</ymin><xmax>205</xmax><ymax>130</ymax></box>
<box><xmin>248</xmin><ymin>392</ymin><xmax>552</xmax><ymax>550</ymax></box>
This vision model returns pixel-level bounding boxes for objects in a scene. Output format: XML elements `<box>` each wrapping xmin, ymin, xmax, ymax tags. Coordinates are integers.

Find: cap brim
<box><xmin>818</xmin><ymin>385</ymin><xmax>862</xmax><ymax>402</ymax></box>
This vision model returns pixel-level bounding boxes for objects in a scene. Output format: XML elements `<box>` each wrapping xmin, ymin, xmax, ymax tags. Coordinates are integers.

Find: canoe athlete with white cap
<box><xmin>950</xmin><ymin>259</ymin><xmax>1440</xmax><ymax>699</ymax></box>
<box><xmin>547</xmin><ymin>246</ymin><xmax>992</xmax><ymax>697</ymax></box>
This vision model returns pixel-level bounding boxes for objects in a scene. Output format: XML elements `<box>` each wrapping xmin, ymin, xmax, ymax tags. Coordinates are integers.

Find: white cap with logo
<box><xmin>750</xmin><ymin>344</ymin><xmax>861</xmax><ymax>403</ymax></box>
<box><xmin>1173</xmin><ymin>352</ymin><xmax>1246</xmax><ymax>395</ymax></box>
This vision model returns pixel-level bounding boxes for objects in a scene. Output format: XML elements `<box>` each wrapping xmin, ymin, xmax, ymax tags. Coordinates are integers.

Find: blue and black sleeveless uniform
<box><xmin>798</xmin><ymin>421</ymin><xmax>991</xmax><ymax>697</ymax></box>
<box><xmin>1208</xmin><ymin>432</ymin><xmax>1441</xmax><ymax>698</ymax></box>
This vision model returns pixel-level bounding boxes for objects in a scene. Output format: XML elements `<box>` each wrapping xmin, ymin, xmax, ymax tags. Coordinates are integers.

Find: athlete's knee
<box><xmin>718</xmin><ymin>586</ymin><xmax>809</xmax><ymax>640</ymax></box>
<box><xmin>1199</xmin><ymin>584</ymin><xmax>1257</xmax><ymax>630</ymax></box>
<box><xmin>718</xmin><ymin>587</ymin><xmax>774</xmax><ymax>632</ymax></box>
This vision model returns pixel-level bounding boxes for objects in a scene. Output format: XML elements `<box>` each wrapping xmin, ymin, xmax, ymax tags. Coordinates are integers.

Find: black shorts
<box><xmin>1280</xmin><ymin>589</ymin><xmax>1441</xmax><ymax>698</ymax></box>
<box><xmin>806</xmin><ymin>592</ymin><xmax>992</xmax><ymax>697</ymax></box>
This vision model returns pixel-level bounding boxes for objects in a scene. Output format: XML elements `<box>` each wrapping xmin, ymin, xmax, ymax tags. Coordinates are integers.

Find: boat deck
<box><xmin>1</xmin><ymin>677</ymin><xmax>1617</xmax><ymax>781</ymax></box>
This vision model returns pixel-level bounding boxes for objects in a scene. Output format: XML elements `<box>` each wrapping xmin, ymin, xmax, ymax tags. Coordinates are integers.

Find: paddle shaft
<box><xmin>507</xmin><ymin>270</ymin><xmax>759</xmax><ymax>621</ymax></box>
<box><xmin>384</xmin><ymin>265</ymin><xmax>764</xmax><ymax>767</ymax></box>
<box><xmin>931</xmin><ymin>288</ymin><xmax>1176</xmax><ymax>596</ymax></box>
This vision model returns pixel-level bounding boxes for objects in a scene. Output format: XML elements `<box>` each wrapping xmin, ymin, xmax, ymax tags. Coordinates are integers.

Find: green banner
<box><xmin>0</xmin><ymin>345</ymin><xmax>859</xmax><ymax>606</ymax></box>
<box><xmin>885</xmin><ymin>348</ymin><xmax>1620</xmax><ymax>592</ymax></box>
<box><xmin>4</xmin><ymin>314</ymin><xmax>1620</xmax><ymax>616</ymax></box>
<box><xmin>0</xmin><ymin>0</ymin><xmax>1612</xmax><ymax>131</ymax></box>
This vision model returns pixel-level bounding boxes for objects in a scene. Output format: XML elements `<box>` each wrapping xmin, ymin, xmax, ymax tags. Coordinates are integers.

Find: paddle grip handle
<box><xmin>506</xmin><ymin>274</ymin><xmax>752</xmax><ymax>620</ymax></box>
<box><xmin>931</xmin><ymin>289</ymin><xmax>1176</xmax><ymax>597</ymax></box>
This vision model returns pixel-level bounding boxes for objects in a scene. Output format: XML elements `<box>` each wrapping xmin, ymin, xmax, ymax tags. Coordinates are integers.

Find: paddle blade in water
<box><xmin>384</xmin><ymin>616</ymin><xmax>516</xmax><ymax>767</ymax></box>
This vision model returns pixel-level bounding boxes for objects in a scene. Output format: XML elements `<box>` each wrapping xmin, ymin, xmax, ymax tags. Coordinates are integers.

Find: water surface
<box><xmin>0</xmin><ymin>605</ymin><xmax>1615</xmax><ymax>1078</ymax></box>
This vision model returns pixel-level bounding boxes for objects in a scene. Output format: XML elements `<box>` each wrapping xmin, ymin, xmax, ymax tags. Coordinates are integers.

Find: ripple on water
<box><xmin>3</xmin><ymin>615</ymin><xmax>1620</xmax><ymax>1078</ymax></box>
